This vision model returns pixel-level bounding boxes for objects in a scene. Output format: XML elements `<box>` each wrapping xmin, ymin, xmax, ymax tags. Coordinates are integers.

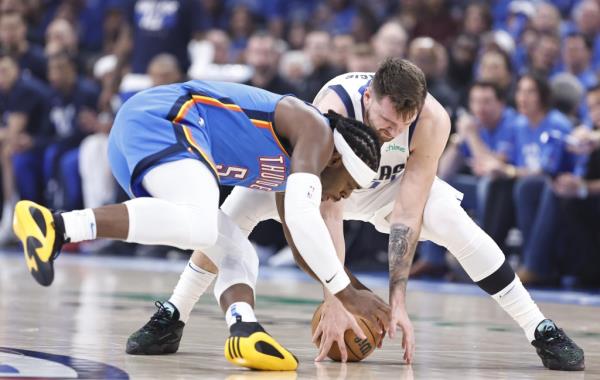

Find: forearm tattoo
<box><xmin>388</xmin><ymin>223</ymin><xmax>416</xmax><ymax>295</ymax></box>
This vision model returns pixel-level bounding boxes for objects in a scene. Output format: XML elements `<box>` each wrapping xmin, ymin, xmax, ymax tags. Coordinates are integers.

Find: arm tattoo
<box><xmin>388</xmin><ymin>223</ymin><xmax>416</xmax><ymax>296</ymax></box>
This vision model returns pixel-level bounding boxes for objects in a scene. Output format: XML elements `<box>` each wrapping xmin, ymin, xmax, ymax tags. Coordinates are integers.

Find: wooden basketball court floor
<box><xmin>1</xmin><ymin>251</ymin><xmax>599</xmax><ymax>379</ymax></box>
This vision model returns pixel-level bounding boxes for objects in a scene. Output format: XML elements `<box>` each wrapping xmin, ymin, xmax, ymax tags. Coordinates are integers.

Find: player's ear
<box><xmin>327</xmin><ymin>151</ymin><xmax>343</xmax><ymax>168</ymax></box>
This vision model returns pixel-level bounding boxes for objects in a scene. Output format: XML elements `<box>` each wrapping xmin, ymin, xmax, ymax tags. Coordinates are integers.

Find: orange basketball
<box><xmin>310</xmin><ymin>302</ymin><xmax>383</xmax><ymax>362</ymax></box>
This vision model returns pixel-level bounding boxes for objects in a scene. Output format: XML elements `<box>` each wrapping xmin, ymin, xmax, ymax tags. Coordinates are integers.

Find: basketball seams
<box><xmin>358</xmin><ymin>317</ymin><xmax>379</xmax><ymax>346</ymax></box>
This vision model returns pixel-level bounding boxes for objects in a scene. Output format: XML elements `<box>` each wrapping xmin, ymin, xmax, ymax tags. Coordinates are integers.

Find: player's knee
<box><xmin>422</xmin><ymin>195</ymin><xmax>465</xmax><ymax>240</ymax></box>
<box><xmin>185</xmin><ymin>204</ymin><xmax>219</xmax><ymax>248</ymax></box>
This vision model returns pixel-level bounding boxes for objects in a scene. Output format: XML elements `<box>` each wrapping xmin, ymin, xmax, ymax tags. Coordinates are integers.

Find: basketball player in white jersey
<box><xmin>128</xmin><ymin>59</ymin><xmax>584</xmax><ymax>371</ymax></box>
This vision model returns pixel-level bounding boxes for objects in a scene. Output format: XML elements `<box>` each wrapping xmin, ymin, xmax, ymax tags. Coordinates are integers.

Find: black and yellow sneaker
<box><xmin>532</xmin><ymin>319</ymin><xmax>585</xmax><ymax>371</ymax></box>
<box><xmin>126</xmin><ymin>301</ymin><xmax>185</xmax><ymax>355</ymax></box>
<box><xmin>225</xmin><ymin>319</ymin><xmax>298</xmax><ymax>371</ymax></box>
<box><xmin>13</xmin><ymin>201</ymin><xmax>66</xmax><ymax>286</ymax></box>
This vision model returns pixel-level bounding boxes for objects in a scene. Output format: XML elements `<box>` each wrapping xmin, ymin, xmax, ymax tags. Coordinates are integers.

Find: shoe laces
<box><xmin>542</xmin><ymin>327</ymin><xmax>573</xmax><ymax>351</ymax></box>
<box><xmin>143</xmin><ymin>301</ymin><xmax>174</xmax><ymax>332</ymax></box>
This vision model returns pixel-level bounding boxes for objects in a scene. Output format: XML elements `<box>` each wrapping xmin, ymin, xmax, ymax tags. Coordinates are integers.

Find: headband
<box><xmin>333</xmin><ymin>129</ymin><xmax>378</xmax><ymax>188</ymax></box>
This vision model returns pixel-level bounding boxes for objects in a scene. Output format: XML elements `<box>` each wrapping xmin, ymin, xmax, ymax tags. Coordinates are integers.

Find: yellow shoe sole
<box><xmin>225</xmin><ymin>331</ymin><xmax>298</xmax><ymax>371</ymax></box>
<box><xmin>13</xmin><ymin>200</ymin><xmax>58</xmax><ymax>286</ymax></box>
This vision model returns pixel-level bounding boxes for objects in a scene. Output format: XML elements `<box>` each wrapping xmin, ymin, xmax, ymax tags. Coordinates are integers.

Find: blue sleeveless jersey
<box><xmin>108</xmin><ymin>80</ymin><xmax>292</xmax><ymax>197</ymax></box>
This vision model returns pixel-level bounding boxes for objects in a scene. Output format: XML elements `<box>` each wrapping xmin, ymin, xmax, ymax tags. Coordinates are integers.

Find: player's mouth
<box><xmin>378</xmin><ymin>130</ymin><xmax>393</xmax><ymax>142</ymax></box>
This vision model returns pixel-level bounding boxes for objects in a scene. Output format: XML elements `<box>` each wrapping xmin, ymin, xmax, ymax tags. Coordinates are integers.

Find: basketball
<box><xmin>310</xmin><ymin>302</ymin><xmax>383</xmax><ymax>362</ymax></box>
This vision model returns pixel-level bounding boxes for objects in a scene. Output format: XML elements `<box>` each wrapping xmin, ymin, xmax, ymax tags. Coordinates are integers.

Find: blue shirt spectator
<box><xmin>511</xmin><ymin>110</ymin><xmax>572</xmax><ymax>170</ymax></box>
<box><xmin>460</xmin><ymin>107</ymin><xmax>518</xmax><ymax>160</ymax></box>
<box><xmin>126</xmin><ymin>0</ymin><xmax>203</xmax><ymax>74</ymax></box>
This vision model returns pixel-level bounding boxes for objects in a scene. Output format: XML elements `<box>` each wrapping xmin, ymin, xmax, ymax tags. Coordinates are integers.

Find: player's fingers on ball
<box><xmin>368</xmin><ymin>314</ymin><xmax>383</xmax><ymax>334</ymax></box>
<box><xmin>338</xmin><ymin>339</ymin><xmax>348</xmax><ymax>363</ymax></box>
<box><xmin>377</xmin><ymin>309</ymin><xmax>390</xmax><ymax>331</ymax></box>
<box><xmin>312</xmin><ymin>324</ymin><xmax>323</xmax><ymax>343</ymax></box>
<box><xmin>316</xmin><ymin>337</ymin><xmax>332</xmax><ymax>361</ymax></box>
<box><xmin>350</xmin><ymin>318</ymin><xmax>366</xmax><ymax>340</ymax></box>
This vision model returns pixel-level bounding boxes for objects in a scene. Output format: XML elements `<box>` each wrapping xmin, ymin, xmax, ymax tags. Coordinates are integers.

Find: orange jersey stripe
<box><xmin>175</xmin><ymin>95</ymin><xmax>289</xmax><ymax>158</ymax></box>
<box><xmin>181</xmin><ymin>125</ymin><xmax>219</xmax><ymax>177</ymax></box>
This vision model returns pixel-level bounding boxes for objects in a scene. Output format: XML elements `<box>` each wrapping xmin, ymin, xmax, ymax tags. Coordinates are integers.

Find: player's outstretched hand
<box><xmin>313</xmin><ymin>296</ymin><xmax>365</xmax><ymax>362</ymax></box>
<box><xmin>390</xmin><ymin>302</ymin><xmax>415</xmax><ymax>364</ymax></box>
<box><xmin>336</xmin><ymin>286</ymin><xmax>391</xmax><ymax>335</ymax></box>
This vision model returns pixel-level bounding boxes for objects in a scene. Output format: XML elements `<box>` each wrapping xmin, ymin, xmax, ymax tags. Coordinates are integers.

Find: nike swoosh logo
<box><xmin>325</xmin><ymin>273</ymin><xmax>337</xmax><ymax>284</ymax></box>
<box><xmin>499</xmin><ymin>284</ymin><xmax>516</xmax><ymax>299</ymax></box>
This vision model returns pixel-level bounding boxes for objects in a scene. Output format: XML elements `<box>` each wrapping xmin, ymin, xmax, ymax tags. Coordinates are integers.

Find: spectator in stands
<box><xmin>198</xmin><ymin>0</ymin><xmax>228</xmax><ymax>32</ymax></box>
<box><xmin>531</xmin><ymin>2</ymin><xmax>561</xmax><ymax>35</ymax></box>
<box><xmin>278</xmin><ymin>50</ymin><xmax>312</xmax><ymax>88</ymax></box>
<box><xmin>550</xmin><ymin>73</ymin><xmax>585</xmax><ymax>124</ymax></box>
<box><xmin>0</xmin><ymin>52</ymin><xmax>52</xmax><ymax>244</ymax></box>
<box><xmin>413</xmin><ymin>0</ymin><xmax>458</xmax><ymax>46</ymax></box>
<box><xmin>315</xmin><ymin>0</ymin><xmax>357</xmax><ymax>36</ymax></box>
<box><xmin>446</xmin><ymin>33</ymin><xmax>479</xmax><ymax>109</ymax></box>
<box><xmin>462</xmin><ymin>2</ymin><xmax>493</xmax><ymax>36</ymax></box>
<box><xmin>528</xmin><ymin>32</ymin><xmax>561</xmax><ymax>77</ymax></box>
<box><xmin>124</xmin><ymin>0</ymin><xmax>203</xmax><ymax>74</ymax></box>
<box><xmin>517</xmin><ymin>84</ymin><xmax>600</xmax><ymax>286</ymax></box>
<box><xmin>477</xmin><ymin>49</ymin><xmax>515</xmax><ymax>105</ymax></box>
<box><xmin>346</xmin><ymin>43</ymin><xmax>378</xmax><ymax>72</ymax></box>
<box><xmin>408</xmin><ymin>37</ymin><xmax>457</xmax><ymax>111</ymax></box>
<box><xmin>415</xmin><ymin>81</ymin><xmax>519</xmax><ymax>276</ymax></box>
<box><xmin>44</xmin><ymin>51</ymin><xmax>100</xmax><ymax>211</ymax></box>
<box><xmin>205</xmin><ymin>29</ymin><xmax>232</xmax><ymax>65</ymax></box>
<box><xmin>243</xmin><ymin>32</ymin><xmax>298</xmax><ymax>95</ymax></box>
<box><xmin>0</xmin><ymin>11</ymin><xmax>46</xmax><ymax>81</ymax></box>
<box><xmin>571</xmin><ymin>0</ymin><xmax>600</xmax><ymax>70</ymax></box>
<box><xmin>45</xmin><ymin>18</ymin><xmax>78</xmax><ymax>56</ymax></box>
<box><xmin>228</xmin><ymin>3</ymin><xmax>256</xmax><ymax>62</ymax></box>
<box><xmin>301</xmin><ymin>30</ymin><xmax>342</xmax><ymax>101</ymax></box>
<box><xmin>371</xmin><ymin>21</ymin><xmax>408</xmax><ymax>63</ymax></box>
<box><xmin>331</xmin><ymin>34</ymin><xmax>354</xmax><ymax>71</ymax></box>
<box><xmin>561</xmin><ymin>32</ymin><xmax>598</xmax><ymax>90</ymax></box>
<box><xmin>509</xmin><ymin>74</ymin><xmax>573</xmax><ymax>265</ymax></box>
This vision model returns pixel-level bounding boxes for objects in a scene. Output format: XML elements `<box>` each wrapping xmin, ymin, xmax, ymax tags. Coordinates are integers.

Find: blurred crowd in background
<box><xmin>1</xmin><ymin>0</ymin><xmax>600</xmax><ymax>288</ymax></box>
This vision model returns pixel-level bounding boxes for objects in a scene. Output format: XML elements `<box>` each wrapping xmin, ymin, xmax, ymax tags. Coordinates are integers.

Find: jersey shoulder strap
<box><xmin>313</xmin><ymin>72</ymin><xmax>374</xmax><ymax>123</ymax></box>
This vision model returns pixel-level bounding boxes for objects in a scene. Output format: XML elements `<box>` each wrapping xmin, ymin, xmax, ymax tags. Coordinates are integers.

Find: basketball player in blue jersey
<box><xmin>12</xmin><ymin>80</ymin><xmax>390</xmax><ymax>371</ymax></box>
<box><xmin>135</xmin><ymin>59</ymin><xmax>584</xmax><ymax>371</ymax></box>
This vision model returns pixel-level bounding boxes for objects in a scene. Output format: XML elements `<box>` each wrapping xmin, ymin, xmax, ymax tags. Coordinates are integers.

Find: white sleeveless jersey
<box><xmin>314</xmin><ymin>72</ymin><xmax>415</xmax><ymax>191</ymax></box>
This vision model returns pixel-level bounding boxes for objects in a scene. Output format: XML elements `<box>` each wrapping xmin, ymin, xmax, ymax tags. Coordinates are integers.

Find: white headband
<box><xmin>333</xmin><ymin>129</ymin><xmax>378</xmax><ymax>188</ymax></box>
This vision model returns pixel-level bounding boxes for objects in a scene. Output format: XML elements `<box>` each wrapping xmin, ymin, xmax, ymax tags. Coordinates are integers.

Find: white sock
<box><xmin>492</xmin><ymin>276</ymin><xmax>545</xmax><ymax>342</ymax></box>
<box><xmin>61</xmin><ymin>209</ymin><xmax>97</xmax><ymax>242</ymax></box>
<box><xmin>168</xmin><ymin>260</ymin><xmax>216</xmax><ymax>323</ymax></box>
<box><xmin>225</xmin><ymin>302</ymin><xmax>257</xmax><ymax>327</ymax></box>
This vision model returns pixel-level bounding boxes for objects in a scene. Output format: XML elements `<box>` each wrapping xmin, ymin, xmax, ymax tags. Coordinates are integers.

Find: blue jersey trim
<box><xmin>329</xmin><ymin>84</ymin><xmax>355</xmax><ymax>119</ymax></box>
<box><xmin>408</xmin><ymin>112</ymin><xmax>420</xmax><ymax>146</ymax></box>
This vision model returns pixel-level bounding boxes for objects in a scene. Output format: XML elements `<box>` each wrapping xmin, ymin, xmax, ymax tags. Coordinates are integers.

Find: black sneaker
<box><xmin>126</xmin><ymin>301</ymin><xmax>185</xmax><ymax>355</ymax></box>
<box><xmin>531</xmin><ymin>319</ymin><xmax>585</xmax><ymax>371</ymax></box>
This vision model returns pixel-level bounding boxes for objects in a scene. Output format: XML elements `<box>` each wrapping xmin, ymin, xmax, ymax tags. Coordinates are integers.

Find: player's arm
<box><xmin>388</xmin><ymin>95</ymin><xmax>450</xmax><ymax>361</ymax></box>
<box><xmin>275</xmin><ymin>193</ymin><xmax>370</xmax><ymax>291</ymax></box>
<box><xmin>275</xmin><ymin>97</ymin><xmax>390</xmax><ymax>330</ymax></box>
<box><xmin>314</xmin><ymin>88</ymin><xmax>350</xmax><ymax>268</ymax></box>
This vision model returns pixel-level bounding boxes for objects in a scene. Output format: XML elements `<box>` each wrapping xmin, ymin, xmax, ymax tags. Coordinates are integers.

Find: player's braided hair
<box><xmin>324</xmin><ymin>110</ymin><xmax>381</xmax><ymax>172</ymax></box>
